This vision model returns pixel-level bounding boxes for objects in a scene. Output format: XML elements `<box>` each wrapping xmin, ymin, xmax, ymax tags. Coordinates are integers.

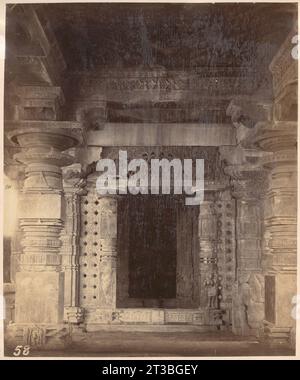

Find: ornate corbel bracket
<box><xmin>226</xmin><ymin>96</ymin><xmax>272</xmax><ymax>128</ymax></box>
<box><xmin>72</xmin><ymin>99</ymin><xmax>107</xmax><ymax>131</ymax></box>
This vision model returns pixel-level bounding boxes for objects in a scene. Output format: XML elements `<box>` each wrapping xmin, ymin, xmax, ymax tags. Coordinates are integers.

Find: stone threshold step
<box><xmin>83</xmin><ymin>324</ymin><xmax>220</xmax><ymax>333</ymax></box>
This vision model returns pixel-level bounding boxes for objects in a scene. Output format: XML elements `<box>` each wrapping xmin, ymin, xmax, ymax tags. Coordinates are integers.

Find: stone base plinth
<box><xmin>263</xmin><ymin>321</ymin><xmax>294</xmax><ymax>348</ymax></box>
<box><xmin>82</xmin><ymin>308</ymin><xmax>223</xmax><ymax>327</ymax></box>
<box><xmin>15</xmin><ymin>271</ymin><xmax>64</xmax><ymax>324</ymax></box>
<box><xmin>5</xmin><ymin>323</ymin><xmax>71</xmax><ymax>351</ymax></box>
<box><xmin>84</xmin><ymin>324</ymin><xmax>219</xmax><ymax>333</ymax></box>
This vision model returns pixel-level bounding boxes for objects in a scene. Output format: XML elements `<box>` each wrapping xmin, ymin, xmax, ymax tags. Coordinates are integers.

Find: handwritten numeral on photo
<box><xmin>13</xmin><ymin>345</ymin><xmax>30</xmax><ymax>357</ymax></box>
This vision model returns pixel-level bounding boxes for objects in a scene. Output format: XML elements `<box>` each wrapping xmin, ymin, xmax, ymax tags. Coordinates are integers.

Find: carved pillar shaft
<box><xmin>61</xmin><ymin>189</ymin><xmax>85</xmax><ymax>323</ymax></box>
<box><xmin>262</xmin><ymin>28</ymin><xmax>297</xmax><ymax>346</ymax></box>
<box><xmin>262</xmin><ymin>159</ymin><xmax>297</xmax><ymax>267</ymax></box>
<box><xmin>214</xmin><ymin>193</ymin><xmax>236</xmax><ymax>317</ymax></box>
<box><xmin>251</xmin><ymin>120</ymin><xmax>297</xmax><ymax>343</ymax></box>
<box><xmin>261</xmin><ymin>148</ymin><xmax>297</xmax><ymax>340</ymax></box>
<box><xmin>6</xmin><ymin>121</ymin><xmax>83</xmax><ymax>325</ymax></box>
<box><xmin>228</xmin><ymin>170</ymin><xmax>265</xmax><ymax>336</ymax></box>
<box><xmin>16</xmin><ymin>171</ymin><xmax>65</xmax><ymax>323</ymax></box>
<box><xmin>198</xmin><ymin>201</ymin><xmax>217</xmax><ymax>308</ymax></box>
<box><xmin>230</xmin><ymin>174</ymin><xmax>264</xmax><ymax>277</ymax></box>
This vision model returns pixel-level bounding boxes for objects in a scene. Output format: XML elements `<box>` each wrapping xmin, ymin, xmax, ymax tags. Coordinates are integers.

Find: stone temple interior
<box><xmin>3</xmin><ymin>3</ymin><xmax>298</xmax><ymax>356</ymax></box>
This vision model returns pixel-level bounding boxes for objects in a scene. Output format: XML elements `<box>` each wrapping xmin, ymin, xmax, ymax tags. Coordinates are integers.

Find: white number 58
<box><xmin>13</xmin><ymin>345</ymin><xmax>30</xmax><ymax>357</ymax></box>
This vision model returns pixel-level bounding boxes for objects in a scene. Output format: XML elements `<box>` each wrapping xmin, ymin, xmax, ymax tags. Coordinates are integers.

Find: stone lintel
<box><xmin>87</xmin><ymin>123</ymin><xmax>236</xmax><ymax>146</ymax></box>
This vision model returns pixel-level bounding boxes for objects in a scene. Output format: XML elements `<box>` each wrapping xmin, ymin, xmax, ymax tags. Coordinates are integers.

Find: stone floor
<box><xmin>6</xmin><ymin>331</ymin><xmax>295</xmax><ymax>357</ymax></box>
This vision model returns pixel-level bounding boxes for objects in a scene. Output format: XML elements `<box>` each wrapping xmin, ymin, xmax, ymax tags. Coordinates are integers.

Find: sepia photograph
<box><xmin>1</xmin><ymin>1</ymin><xmax>298</xmax><ymax>360</ymax></box>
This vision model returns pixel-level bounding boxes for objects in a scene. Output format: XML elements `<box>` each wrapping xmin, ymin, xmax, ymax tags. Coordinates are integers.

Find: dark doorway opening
<box><xmin>117</xmin><ymin>194</ymin><xmax>199</xmax><ymax>308</ymax></box>
<box><xmin>127</xmin><ymin>195</ymin><xmax>177</xmax><ymax>299</ymax></box>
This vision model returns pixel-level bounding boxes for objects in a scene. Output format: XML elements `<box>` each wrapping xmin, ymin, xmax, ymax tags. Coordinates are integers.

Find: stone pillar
<box><xmin>253</xmin><ymin>28</ymin><xmax>297</xmax><ymax>346</ymax></box>
<box><xmin>258</xmin><ymin>124</ymin><xmax>297</xmax><ymax>344</ymax></box>
<box><xmin>5</xmin><ymin>120</ymin><xmax>83</xmax><ymax>347</ymax></box>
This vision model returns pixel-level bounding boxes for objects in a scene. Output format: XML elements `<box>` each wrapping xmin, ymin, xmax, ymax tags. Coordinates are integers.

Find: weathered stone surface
<box><xmin>87</xmin><ymin>123</ymin><xmax>236</xmax><ymax>146</ymax></box>
<box><xmin>15</xmin><ymin>271</ymin><xmax>64</xmax><ymax>324</ymax></box>
<box><xmin>3</xmin><ymin>3</ymin><xmax>297</xmax><ymax>353</ymax></box>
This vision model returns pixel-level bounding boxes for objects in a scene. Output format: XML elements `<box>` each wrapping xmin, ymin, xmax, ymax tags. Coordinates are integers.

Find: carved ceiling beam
<box><xmin>6</xmin><ymin>4</ymin><xmax>66</xmax><ymax>86</ymax></box>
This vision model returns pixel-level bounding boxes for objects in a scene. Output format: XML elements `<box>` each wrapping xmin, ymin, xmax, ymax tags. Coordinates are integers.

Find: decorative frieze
<box><xmin>67</xmin><ymin>69</ymin><xmax>259</xmax><ymax>99</ymax></box>
<box><xmin>84</xmin><ymin>308</ymin><xmax>207</xmax><ymax>326</ymax></box>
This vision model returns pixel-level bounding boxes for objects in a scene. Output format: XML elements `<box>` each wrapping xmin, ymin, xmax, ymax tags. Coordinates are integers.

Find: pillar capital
<box><xmin>246</xmin><ymin>121</ymin><xmax>297</xmax><ymax>153</ymax></box>
<box><xmin>6</xmin><ymin>120</ymin><xmax>84</xmax><ymax>191</ymax></box>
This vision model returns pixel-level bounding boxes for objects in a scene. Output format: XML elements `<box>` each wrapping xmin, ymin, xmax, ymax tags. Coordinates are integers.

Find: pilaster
<box><xmin>220</xmin><ymin>141</ymin><xmax>269</xmax><ymax>337</ymax></box>
<box><xmin>61</xmin><ymin>165</ymin><xmax>86</xmax><ymax>324</ymax></box>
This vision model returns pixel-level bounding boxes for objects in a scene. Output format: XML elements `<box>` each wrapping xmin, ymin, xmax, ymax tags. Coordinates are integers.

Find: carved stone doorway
<box><xmin>117</xmin><ymin>194</ymin><xmax>200</xmax><ymax>309</ymax></box>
